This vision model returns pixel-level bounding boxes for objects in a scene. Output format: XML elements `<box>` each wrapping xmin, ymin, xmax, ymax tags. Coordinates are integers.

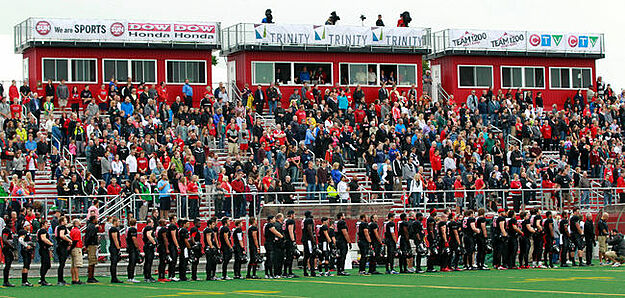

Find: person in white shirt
<box><xmin>443</xmin><ymin>151</ymin><xmax>456</xmax><ymax>172</ymax></box>
<box><xmin>111</xmin><ymin>155</ymin><xmax>124</xmax><ymax>181</ymax></box>
<box><xmin>337</xmin><ymin>176</ymin><xmax>349</xmax><ymax>203</ymax></box>
<box><xmin>126</xmin><ymin>151</ymin><xmax>138</xmax><ymax>177</ymax></box>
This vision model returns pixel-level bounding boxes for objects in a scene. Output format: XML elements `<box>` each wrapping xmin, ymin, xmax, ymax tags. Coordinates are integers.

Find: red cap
<box><xmin>497</xmin><ymin>208</ymin><xmax>505</xmax><ymax>213</ymax></box>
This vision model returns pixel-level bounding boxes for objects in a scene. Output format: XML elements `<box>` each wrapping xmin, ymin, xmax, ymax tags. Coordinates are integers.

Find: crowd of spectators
<box><xmin>0</xmin><ymin>72</ymin><xmax>622</xmax><ymax>221</ymax></box>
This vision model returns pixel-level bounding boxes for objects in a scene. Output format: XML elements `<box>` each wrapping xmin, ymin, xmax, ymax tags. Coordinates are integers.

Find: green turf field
<box><xmin>1</xmin><ymin>266</ymin><xmax>625</xmax><ymax>297</ymax></box>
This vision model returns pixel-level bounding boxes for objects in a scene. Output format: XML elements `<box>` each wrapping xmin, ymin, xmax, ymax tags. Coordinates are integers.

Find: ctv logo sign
<box><xmin>529</xmin><ymin>33</ymin><xmax>599</xmax><ymax>49</ymax></box>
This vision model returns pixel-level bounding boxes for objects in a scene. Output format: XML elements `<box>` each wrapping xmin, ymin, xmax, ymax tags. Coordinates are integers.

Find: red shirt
<box><xmin>475</xmin><ymin>178</ymin><xmax>485</xmax><ymax>194</ymax></box>
<box><xmin>70</xmin><ymin>227</ymin><xmax>83</xmax><ymax>248</ymax></box>
<box><xmin>107</xmin><ymin>184</ymin><xmax>121</xmax><ymax>195</ymax></box>
<box><xmin>10</xmin><ymin>104</ymin><xmax>21</xmax><ymax>119</ymax></box>
<box><xmin>8</xmin><ymin>86</ymin><xmax>18</xmax><ymax>100</ymax></box>
<box><xmin>510</xmin><ymin>180</ymin><xmax>522</xmax><ymax>195</ymax></box>
<box><xmin>431</xmin><ymin>154</ymin><xmax>442</xmax><ymax>172</ymax></box>
<box><xmin>354</xmin><ymin>109</ymin><xmax>365</xmax><ymax>124</ymax></box>
<box><xmin>187</xmin><ymin>182</ymin><xmax>199</xmax><ymax>199</ymax></box>
<box><xmin>296</xmin><ymin>110</ymin><xmax>306</xmax><ymax>124</ymax></box>
<box><xmin>137</xmin><ymin>157</ymin><xmax>148</xmax><ymax>173</ymax></box>
<box><xmin>541</xmin><ymin>124</ymin><xmax>551</xmax><ymax>139</ymax></box>
<box><xmin>69</xmin><ymin>92</ymin><xmax>80</xmax><ymax>104</ymax></box>
<box><xmin>273</xmin><ymin>130</ymin><xmax>286</xmax><ymax>146</ymax></box>
<box><xmin>454</xmin><ymin>180</ymin><xmax>464</xmax><ymax>197</ymax></box>
<box><xmin>98</xmin><ymin>89</ymin><xmax>108</xmax><ymax>103</ymax></box>
<box><xmin>157</xmin><ymin>87</ymin><xmax>169</xmax><ymax>103</ymax></box>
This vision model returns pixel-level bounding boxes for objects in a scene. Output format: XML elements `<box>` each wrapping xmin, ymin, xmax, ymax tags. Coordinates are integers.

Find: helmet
<box><xmin>254</xmin><ymin>253</ymin><xmax>264</xmax><ymax>264</ymax></box>
<box><xmin>551</xmin><ymin>244</ymin><xmax>560</xmax><ymax>254</ymax></box>
<box><xmin>137</xmin><ymin>253</ymin><xmax>145</xmax><ymax>264</ymax></box>
<box><xmin>417</xmin><ymin>242</ymin><xmax>428</xmax><ymax>255</ymax></box>
<box><xmin>485</xmin><ymin>240</ymin><xmax>493</xmax><ymax>254</ymax></box>
<box><xmin>166</xmin><ymin>255</ymin><xmax>174</xmax><ymax>264</ymax></box>
<box><xmin>214</xmin><ymin>252</ymin><xmax>224</xmax><ymax>264</ymax></box>
<box><xmin>313</xmin><ymin>248</ymin><xmax>323</xmax><ymax>258</ymax></box>
<box><xmin>403</xmin><ymin>249</ymin><xmax>415</xmax><ymax>258</ymax></box>
<box><xmin>292</xmin><ymin>246</ymin><xmax>302</xmax><ymax>259</ymax></box>
<box><xmin>568</xmin><ymin>241</ymin><xmax>576</xmax><ymax>252</ymax></box>
<box><xmin>366</xmin><ymin>248</ymin><xmax>375</xmax><ymax>259</ymax></box>
<box><xmin>330</xmin><ymin>249</ymin><xmax>339</xmax><ymax>259</ymax></box>
<box><xmin>238</xmin><ymin>253</ymin><xmax>249</xmax><ymax>263</ymax></box>
<box><xmin>443</xmin><ymin>247</ymin><xmax>451</xmax><ymax>255</ymax></box>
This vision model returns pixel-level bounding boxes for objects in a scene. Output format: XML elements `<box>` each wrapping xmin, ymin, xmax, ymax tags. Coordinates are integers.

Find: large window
<box><xmin>252</xmin><ymin>62</ymin><xmax>332</xmax><ymax>85</ymax></box>
<box><xmin>104</xmin><ymin>59</ymin><xmax>157</xmax><ymax>83</ymax></box>
<box><xmin>166</xmin><ymin>61</ymin><xmax>206</xmax><ymax>84</ymax></box>
<box><xmin>43</xmin><ymin>58</ymin><xmax>68</xmax><ymax>82</ymax></box>
<box><xmin>501</xmin><ymin>66</ymin><xmax>545</xmax><ymax>88</ymax></box>
<box><xmin>103</xmin><ymin>59</ymin><xmax>129</xmax><ymax>82</ymax></box>
<box><xmin>71</xmin><ymin>60</ymin><xmax>96</xmax><ymax>83</ymax></box>
<box><xmin>43</xmin><ymin>58</ymin><xmax>96</xmax><ymax>83</ymax></box>
<box><xmin>339</xmin><ymin>63</ymin><xmax>417</xmax><ymax>86</ymax></box>
<box><xmin>550</xmin><ymin>67</ymin><xmax>591</xmax><ymax>89</ymax></box>
<box><xmin>131</xmin><ymin>60</ymin><xmax>156</xmax><ymax>83</ymax></box>
<box><xmin>524</xmin><ymin>67</ymin><xmax>545</xmax><ymax>88</ymax></box>
<box><xmin>458</xmin><ymin>65</ymin><xmax>493</xmax><ymax>88</ymax></box>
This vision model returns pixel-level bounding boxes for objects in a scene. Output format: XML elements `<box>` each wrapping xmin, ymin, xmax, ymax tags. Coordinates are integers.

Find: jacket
<box><xmin>84</xmin><ymin>222</ymin><xmax>98</xmax><ymax>246</ymax></box>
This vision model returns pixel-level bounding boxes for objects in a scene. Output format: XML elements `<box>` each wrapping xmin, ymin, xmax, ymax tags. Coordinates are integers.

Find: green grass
<box><xmin>2</xmin><ymin>266</ymin><xmax>625</xmax><ymax>297</ymax></box>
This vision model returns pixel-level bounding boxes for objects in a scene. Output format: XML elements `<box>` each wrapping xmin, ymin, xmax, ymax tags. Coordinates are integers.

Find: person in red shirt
<box><xmin>187</xmin><ymin>175</ymin><xmax>200</xmax><ymax>219</ymax></box>
<box><xmin>97</xmin><ymin>84</ymin><xmax>109</xmax><ymax>111</ymax></box>
<box><xmin>9</xmin><ymin>99</ymin><xmax>21</xmax><ymax>119</ymax></box>
<box><xmin>431</xmin><ymin>149</ymin><xmax>442</xmax><ymax>177</ymax></box>
<box><xmin>157</xmin><ymin>82</ymin><xmax>169</xmax><ymax>104</ymax></box>
<box><xmin>107</xmin><ymin>178</ymin><xmax>122</xmax><ymax>195</ymax></box>
<box><xmin>69</xmin><ymin>219</ymin><xmax>84</xmax><ymax>284</ymax></box>
<box><xmin>510</xmin><ymin>174</ymin><xmax>523</xmax><ymax>212</ymax></box>
<box><xmin>453</xmin><ymin>175</ymin><xmax>465</xmax><ymax>213</ymax></box>
<box><xmin>541</xmin><ymin>173</ymin><xmax>556</xmax><ymax>210</ymax></box>
<box><xmin>273</xmin><ymin>125</ymin><xmax>287</xmax><ymax>146</ymax></box>
<box><xmin>475</xmin><ymin>173</ymin><xmax>486</xmax><ymax>208</ymax></box>
<box><xmin>137</xmin><ymin>151</ymin><xmax>149</xmax><ymax>174</ymax></box>
<box><xmin>295</xmin><ymin>107</ymin><xmax>306</xmax><ymax>124</ymax></box>
<box><xmin>69</xmin><ymin>86</ymin><xmax>81</xmax><ymax>113</ymax></box>
<box><xmin>541</xmin><ymin>121</ymin><xmax>552</xmax><ymax>150</ymax></box>
<box><xmin>8</xmin><ymin>80</ymin><xmax>19</xmax><ymax>100</ymax></box>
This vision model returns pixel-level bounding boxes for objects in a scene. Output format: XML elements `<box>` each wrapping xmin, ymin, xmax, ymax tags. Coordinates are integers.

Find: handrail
<box><xmin>437</xmin><ymin>83</ymin><xmax>450</xmax><ymax>103</ymax></box>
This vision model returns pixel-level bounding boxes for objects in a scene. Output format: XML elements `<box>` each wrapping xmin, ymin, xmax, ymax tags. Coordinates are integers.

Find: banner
<box><xmin>526</xmin><ymin>32</ymin><xmax>601</xmax><ymax>53</ymax></box>
<box><xmin>447</xmin><ymin>29</ymin><xmax>527</xmax><ymax>51</ymax></box>
<box><xmin>29</xmin><ymin>18</ymin><xmax>219</xmax><ymax>44</ymax></box>
<box><xmin>253</xmin><ymin>24</ymin><xmax>426</xmax><ymax>48</ymax></box>
<box><xmin>446</xmin><ymin>29</ymin><xmax>602</xmax><ymax>54</ymax></box>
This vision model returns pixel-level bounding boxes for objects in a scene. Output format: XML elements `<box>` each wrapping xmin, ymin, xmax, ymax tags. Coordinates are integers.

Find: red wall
<box><xmin>228</xmin><ymin>51</ymin><xmax>423</xmax><ymax>106</ymax></box>
<box><xmin>22</xmin><ymin>47</ymin><xmax>213</xmax><ymax>105</ymax></box>
<box><xmin>430</xmin><ymin>55</ymin><xmax>597</xmax><ymax>108</ymax></box>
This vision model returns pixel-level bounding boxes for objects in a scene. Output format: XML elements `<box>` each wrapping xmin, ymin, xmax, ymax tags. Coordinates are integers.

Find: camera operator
<box><xmin>325</xmin><ymin>11</ymin><xmax>340</xmax><ymax>25</ymax></box>
<box><xmin>606</xmin><ymin>229</ymin><xmax>625</xmax><ymax>267</ymax></box>
<box><xmin>397</xmin><ymin>11</ymin><xmax>411</xmax><ymax>27</ymax></box>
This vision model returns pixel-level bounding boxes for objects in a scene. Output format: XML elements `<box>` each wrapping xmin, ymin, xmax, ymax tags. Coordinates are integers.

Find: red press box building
<box><xmin>428</xmin><ymin>29</ymin><xmax>605</xmax><ymax>107</ymax></box>
<box><xmin>221</xmin><ymin>23</ymin><xmax>430</xmax><ymax>106</ymax></box>
<box><xmin>14</xmin><ymin>18</ymin><xmax>220</xmax><ymax>105</ymax></box>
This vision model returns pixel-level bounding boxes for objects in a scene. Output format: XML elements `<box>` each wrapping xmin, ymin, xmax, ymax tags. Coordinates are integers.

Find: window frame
<box><xmin>457</xmin><ymin>65</ymin><xmax>493</xmax><ymax>89</ymax></box>
<box><xmin>164</xmin><ymin>60</ymin><xmax>207</xmax><ymax>85</ymax></box>
<box><xmin>251</xmin><ymin>61</ymin><xmax>334</xmax><ymax>86</ymax></box>
<box><xmin>103</xmin><ymin>59</ymin><xmax>158</xmax><ymax>84</ymax></box>
<box><xmin>42</xmin><ymin>57</ymin><xmax>98</xmax><ymax>84</ymax></box>
<box><xmin>548</xmin><ymin>67</ymin><xmax>593</xmax><ymax>90</ymax></box>
<box><xmin>500</xmin><ymin>65</ymin><xmax>545</xmax><ymax>89</ymax></box>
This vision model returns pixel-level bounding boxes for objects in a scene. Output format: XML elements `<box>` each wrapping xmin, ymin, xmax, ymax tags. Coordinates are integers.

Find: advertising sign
<box><xmin>30</xmin><ymin>18</ymin><xmax>218</xmax><ymax>44</ymax></box>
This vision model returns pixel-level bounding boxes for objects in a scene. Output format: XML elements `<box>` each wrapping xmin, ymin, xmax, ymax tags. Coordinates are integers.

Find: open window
<box><xmin>294</xmin><ymin>63</ymin><xmax>331</xmax><ymax>85</ymax></box>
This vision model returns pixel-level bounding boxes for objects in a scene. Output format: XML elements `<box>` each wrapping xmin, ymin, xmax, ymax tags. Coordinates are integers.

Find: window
<box><xmin>294</xmin><ymin>63</ymin><xmax>331</xmax><ymax>85</ymax></box>
<box><xmin>458</xmin><ymin>65</ymin><xmax>492</xmax><ymax>88</ymax></box>
<box><xmin>572</xmin><ymin>68</ymin><xmax>592</xmax><ymax>89</ymax></box>
<box><xmin>340</xmin><ymin>64</ymin><xmax>377</xmax><ymax>86</ymax></box>
<box><xmin>380</xmin><ymin>65</ymin><xmax>398</xmax><ymax>85</ymax></box>
<box><xmin>166</xmin><ymin>61</ymin><xmax>206</xmax><ymax>84</ymax></box>
<box><xmin>550</xmin><ymin>67</ymin><xmax>591</xmax><ymax>89</ymax></box>
<box><xmin>23</xmin><ymin>58</ymin><xmax>29</xmax><ymax>81</ymax></box>
<box><xmin>398</xmin><ymin>65</ymin><xmax>417</xmax><ymax>86</ymax></box>
<box><xmin>274</xmin><ymin>63</ymin><xmax>291</xmax><ymax>85</ymax></box>
<box><xmin>252</xmin><ymin>62</ymin><xmax>274</xmax><ymax>85</ymax></box>
<box><xmin>501</xmin><ymin>66</ymin><xmax>544</xmax><ymax>88</ymax></box>
<box><xmin>103</xmin><ymin>59</ymin><xmax>129</xmax><ymax>82</ymax></box>
<box><xmin>71</xmin><ymin>59</ymin><xmax>96</xmax><ymax>83</ymax></box>
<box><xmin>502</xmin><ymin>67</ymin><xmax>523</xmax><ymax>88</ymax></box>
<box><xmin>524</xmin><ymin>67</ymin><xmax>545</xmax><ymax>88</ymax></box>
<box><xmin>43</xmin><ymin>58</ymin><xmax>68</xmax><ymax>82</ymax></box>
<box><xmin>131</xmin><ymin>60</ymin><xmax>156</xmax><ymax>83</ymax></box>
